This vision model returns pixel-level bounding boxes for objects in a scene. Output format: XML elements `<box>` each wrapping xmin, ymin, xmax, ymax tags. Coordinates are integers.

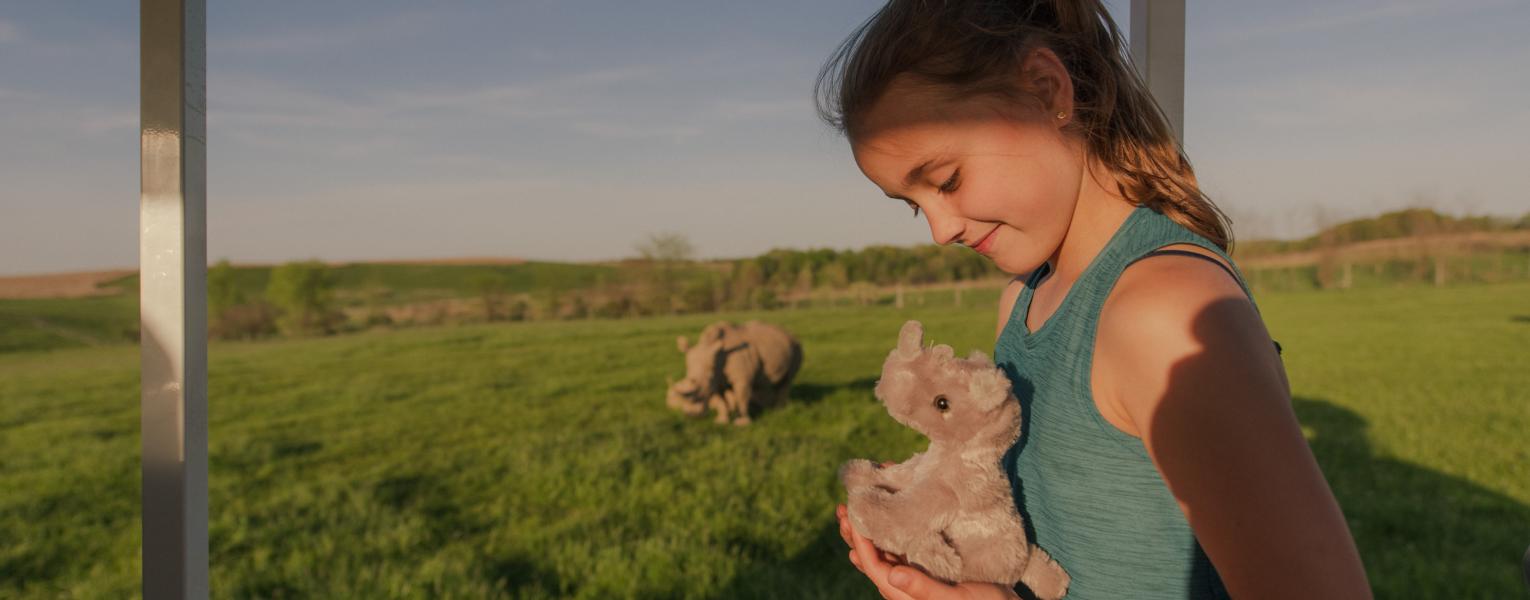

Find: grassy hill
<box><xmin>2</xmin><ymin>282</ymin><xmax>1528</xmax><ymax>597</ymax></box>
<box><xmin>1236</xmin><ymin>207</ymin><xmax>1530</xmax><ymax>257</ymax></box>
<box><xmin>0</xmin><ymin>295</ymin><xmax>140</xmax><ymax>354</ymax></box>
<box><xmin>101</xmin><ymin>260</ymin><xmax>629</xmax><ymax>302</ymax></box>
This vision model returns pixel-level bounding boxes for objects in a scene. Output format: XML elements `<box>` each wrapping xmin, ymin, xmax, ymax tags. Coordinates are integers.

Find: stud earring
<box><xmin>1056</xmin><ymin>111</ymin><xmax>1068</xmax><ymax>120</ymax></box>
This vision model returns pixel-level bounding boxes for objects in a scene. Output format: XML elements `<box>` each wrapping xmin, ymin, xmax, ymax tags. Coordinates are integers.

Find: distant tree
<box><xmin>820</xmin><ymin>262</ymin><xmax>850</xmax><ymax>290</ymax></box>
<box><xmin>635</xmin><ymin>232</ymin><xmax>695</xmax><ymax>314</ymax></box>
<box><xmin>731</xmin><ymin>260</ymin><xmax>765</xmax><ymax>309</ymax></box>
<box><xmin>635</xmin><ymin>232</ymin><xmax>696</xmax><ymax>263</ymax></box>
<box><xmin>792</xmin><ymin>265</ymin><xmax>814</xmax><ymax>308</ymax></box>
<box><xmin>470</xmin><ymin>273</ymin><xmax>511</xmax><ymax>322</ymax></box>
<box><xmin>208</xmin><ymin>259</ymin><xmax>244</xmax><ymax>315</ymax></box>
<box><xmin>265</xmin><ymin>260</ymin><xmax>341</xmax><ymax>336</ymax></box>
<box><xmin>207</xmin><ymin>259</ymin><xmax>277</xmax><ymax>339</ymax></box>
<box><xmin>564</xmin><ymin>294</ymin><xmax>589</xmax><ymax>320</ymax></box>
<box><xmin>507</xmin><ymin>296</ymin><xmax>531</xmax><ymax>322</ymax></box>
<box><xmin>680</xmin><ymin>277</ymin><xmax>718</xmax><ymax>313</ymax></box>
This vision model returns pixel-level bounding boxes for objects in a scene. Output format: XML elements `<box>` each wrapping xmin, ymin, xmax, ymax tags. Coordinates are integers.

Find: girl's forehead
<box><xmin>856</xmin><ymin>78</ymin><xmax>960</xmax><ymax>137</ymax></box>
<box><xmin>859</xmin><ymin>75</ymin><xmax>1023</xmax><ymax>134</ymax></box>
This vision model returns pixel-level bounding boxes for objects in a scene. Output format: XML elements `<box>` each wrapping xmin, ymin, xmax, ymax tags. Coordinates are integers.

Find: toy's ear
<box><xmin>967</xmin><ymin>367</ymin><xmax>1013</xmax><ymax>409</ymax></box>
<box><xmin>677</xmin><ymin>335</ymin><xmax>690</xmax><ymax>353</ymax></box>
<box><xmin>895</xmin><ymin>320</ymin><xmax>924</xmax><ymax>360</ymax></box>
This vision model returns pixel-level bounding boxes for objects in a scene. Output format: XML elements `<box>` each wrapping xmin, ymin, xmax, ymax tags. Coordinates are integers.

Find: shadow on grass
<box><xmin>1509</xmin><ymin>314</ymin><xmax>1530</xmax><ymax>324</ymax></box>
<box><xmin>708</xmin><ymin>519</ymin><xmax>880</xmax><ymax>600</ymax></box>
<box><xmin>790</xmin><ymin>376</ymin><xmax>878</xmax><ymax>406</ymax></box>
<box><xmin>1291</xmin><ymin>396</ymin><xmax>1530</xmax><ymax>596</ymax></box>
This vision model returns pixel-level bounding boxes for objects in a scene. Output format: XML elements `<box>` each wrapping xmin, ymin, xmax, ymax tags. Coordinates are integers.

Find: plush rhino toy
<box><xmin>840</xmin><ymin>320</ymin><xmax>1068</xmax><ymax>597</ymax></box>
<box><xmin>667</xmin><ymin>320</ymin><xmax>802</xmax><ymax>425</ymax></box>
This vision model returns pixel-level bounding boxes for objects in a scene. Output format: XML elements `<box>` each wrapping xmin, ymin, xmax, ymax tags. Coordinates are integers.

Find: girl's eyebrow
<box><xmin>901</xmin><ymin>159</ymin><xmax>935</xmax><ymax>188</ymax></box>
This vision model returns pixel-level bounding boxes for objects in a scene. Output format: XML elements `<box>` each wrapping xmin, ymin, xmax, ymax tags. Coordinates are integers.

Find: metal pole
<box><xmin>141</xmin><ymin>0</ymin><xmax>208</xmax><ymax>597</ymax></box>
<box><xmin>1130</xmin><ymin>0</ymin><xmax>1186</xmax><ymax>144</ymax></box>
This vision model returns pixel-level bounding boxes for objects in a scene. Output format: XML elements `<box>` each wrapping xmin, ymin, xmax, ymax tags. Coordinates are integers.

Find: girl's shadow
<box><xmin>1292</xmin><ymin>396</ymin><xmax>1530</xmax><ymax>597</ymax></box>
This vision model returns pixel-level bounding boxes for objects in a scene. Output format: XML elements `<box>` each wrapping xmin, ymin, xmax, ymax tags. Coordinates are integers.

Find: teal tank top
<box><xmin>996</xmin><ymin>205</ymin><xmax>1266</xmax><ymax>599</ymax></box>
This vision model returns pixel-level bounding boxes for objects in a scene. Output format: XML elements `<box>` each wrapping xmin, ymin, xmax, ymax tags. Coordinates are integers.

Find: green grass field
<box><xmin>2</xmin><ymin>282</ymin><xmax>1527</xmax><ymax>598</ymax></box>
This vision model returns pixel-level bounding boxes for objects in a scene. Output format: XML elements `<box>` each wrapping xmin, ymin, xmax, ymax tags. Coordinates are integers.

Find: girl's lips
<box><xmin>972</xmin><ymin>227</ymin><xmax>999</xmax><ymax>255</ymax></box>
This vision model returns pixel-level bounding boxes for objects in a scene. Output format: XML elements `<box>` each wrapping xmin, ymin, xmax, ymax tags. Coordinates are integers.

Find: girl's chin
<box><xmin>988</xmin><ymin>253</ymin><xmax>1045</xmax><ymax>277</ymax></box>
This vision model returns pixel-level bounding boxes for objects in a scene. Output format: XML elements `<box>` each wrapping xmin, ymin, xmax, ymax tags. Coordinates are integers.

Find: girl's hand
<box><xmin>836</xmin><ymin>504</ymin><xmax>1020</xmax><ymax>600</ymax></box>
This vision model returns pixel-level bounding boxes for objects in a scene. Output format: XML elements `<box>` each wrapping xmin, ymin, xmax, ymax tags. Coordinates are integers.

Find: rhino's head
<box><xmin>665</xmin><ymin>330</ymin><xmax>727</xmax><ymax>417</ymax></box>
<box><xmin>666</xmin><ymin>375</ymin><xmax>707</xmax><ymax>416</ymax></box>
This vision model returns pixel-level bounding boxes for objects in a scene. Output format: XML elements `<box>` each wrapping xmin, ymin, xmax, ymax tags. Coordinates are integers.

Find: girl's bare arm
<box><xmin>1095</xmin><ymin>255</ymin><xmax>1371</xmax><ymax>599</ymax></box>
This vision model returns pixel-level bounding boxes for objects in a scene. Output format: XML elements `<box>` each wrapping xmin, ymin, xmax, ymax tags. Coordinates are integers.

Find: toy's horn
<box><xmin>895</xmin><ymin>320</ymin><xmax>924</xmax><ymax>359</ymax></box>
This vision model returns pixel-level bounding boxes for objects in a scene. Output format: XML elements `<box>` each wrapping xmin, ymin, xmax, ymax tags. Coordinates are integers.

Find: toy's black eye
<box><xmin>934</xmin><ymin>395</ymin><xmax>949</xmax><ymax>412</ymax></box>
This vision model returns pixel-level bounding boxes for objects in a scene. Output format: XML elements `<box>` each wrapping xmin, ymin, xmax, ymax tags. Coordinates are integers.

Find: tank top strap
<box><xmin>1071</xmin><ymin>205</ymin><xmax>1264</xmax><ymax>322</ymax></box>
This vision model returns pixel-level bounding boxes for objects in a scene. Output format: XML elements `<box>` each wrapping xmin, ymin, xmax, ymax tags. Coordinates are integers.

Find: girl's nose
<box><xmin>922</xmin><ymin>203</ymin><xmax>965</xmax><ymax>247</ymax></box>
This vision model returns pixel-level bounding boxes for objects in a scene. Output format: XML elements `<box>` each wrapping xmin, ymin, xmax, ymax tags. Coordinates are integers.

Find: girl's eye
<box><xmin>938</xmin><ymin>169</ymin><xmax>960</xmax><ymax>194</ymax></box>
<box><xmin>905</xmin><ymin>200</ymin><xmax>921</xmax><ymax>217</ymax></box>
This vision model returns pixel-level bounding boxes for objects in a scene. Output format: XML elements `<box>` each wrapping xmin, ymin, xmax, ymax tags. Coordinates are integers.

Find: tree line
<box><xmin>205</xmin><ymin>241</ymin><xmax>1008</xmax><ymax>340</ymax></box>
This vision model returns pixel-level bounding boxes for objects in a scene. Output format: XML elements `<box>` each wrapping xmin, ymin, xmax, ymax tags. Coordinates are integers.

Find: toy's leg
<box><xmin>845</xmin><ymin>486</ymin><xmax>898</xmax><ymax>539</ymax></box>
<box><xmin>1017</xmin><ymin>546</ymin><xmax>1070</xmax><ymax>600</ymax></box>
<box><xmin>906</xmin><ymin>530</ymin><xmax>962</xmax><ymax>583</ymax></box>
<box><xmin>839</xmin><ymin>458</ymin><xmax>882</xmax><ymax>491</ymax></box>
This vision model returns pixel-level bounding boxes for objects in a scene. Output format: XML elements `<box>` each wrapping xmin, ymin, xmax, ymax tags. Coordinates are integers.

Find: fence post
<box><xmin>1131</xmin><ymin>0</ymin><xmax>1185</xmax><ymax>143</ymax></box>
<box><xmin>141</xmin><ymin>0</ymin><xmax>208</xmax><ymax>598</ymax></box>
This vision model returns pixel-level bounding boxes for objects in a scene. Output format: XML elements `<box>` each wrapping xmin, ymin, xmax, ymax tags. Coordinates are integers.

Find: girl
<box><xmin>820</xmin><ymin>1</ymin><xmax>1371</xmax><ymax>598</ymax></box>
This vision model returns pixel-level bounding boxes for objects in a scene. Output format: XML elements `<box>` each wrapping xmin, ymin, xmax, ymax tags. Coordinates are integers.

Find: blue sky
<box><xmin>1</xmin><ymin>1</ymin><xmax>1526</xmax><ymax>275</ymax></box>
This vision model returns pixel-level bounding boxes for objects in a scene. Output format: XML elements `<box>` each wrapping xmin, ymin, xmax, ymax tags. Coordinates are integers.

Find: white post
<box><xmin>1130</xmin><ymin>0</ymin><xmax>1186</xmax><ymax>144</ymax></box>
<box><xmin>141</xmin><ymin>0</ymin><xmax>208</xmax><ymax>598</ymax></box>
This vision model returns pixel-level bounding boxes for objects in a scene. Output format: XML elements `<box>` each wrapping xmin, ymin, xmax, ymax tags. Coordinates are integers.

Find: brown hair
<box><xmin>816</xmin><ymin>0</ymin><xmax>1232</xmax><ymax>251</ymax></box>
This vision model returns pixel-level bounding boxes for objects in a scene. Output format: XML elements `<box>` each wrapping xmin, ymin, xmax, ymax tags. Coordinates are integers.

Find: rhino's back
<box><xmin>739</xmin><ymin>321</ymin><xmax>801</xmax><ymax>384</ymax></box>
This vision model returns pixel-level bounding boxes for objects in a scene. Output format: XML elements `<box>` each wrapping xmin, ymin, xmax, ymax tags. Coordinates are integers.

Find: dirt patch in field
<box><xmin>356</xmin><ymin>257</ymin><xmax>527</xmax><ymax>266</ymax></box>
<box><xmin>0</xmin><ymin>270</ymin><xmax>136</xmax><ymax>299</ymax></box>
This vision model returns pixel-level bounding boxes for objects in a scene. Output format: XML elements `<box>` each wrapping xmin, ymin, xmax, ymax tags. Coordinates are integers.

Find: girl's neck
<box><xmin>1046</xmin><ymin>157</ymin><xmax>1137</xmax><ymax>287</ymax></box>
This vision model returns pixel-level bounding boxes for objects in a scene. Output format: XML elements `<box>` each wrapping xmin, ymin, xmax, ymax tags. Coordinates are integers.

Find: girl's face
<box><xmin>850</xmin><ymin>76</ymin><xmax>1085</xmax><ymax>275</ymax></box>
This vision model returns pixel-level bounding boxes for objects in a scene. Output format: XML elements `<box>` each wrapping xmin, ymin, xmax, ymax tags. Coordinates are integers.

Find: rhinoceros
<box><xmin>666</xmin><ymin>320</ymin><xmax>802</xmax><ymax>425</ymax></box>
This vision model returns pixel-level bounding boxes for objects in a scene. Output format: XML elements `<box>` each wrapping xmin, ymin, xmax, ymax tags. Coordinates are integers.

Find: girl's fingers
<box><xmin>836</xmin><ymin>504</ymin><xmax>852</xmax><ymax>546</ymax></box>
<box><xmin>847</xmin><ymin>520</ymin><xmax>916</xmax><ymax>600</ymax></box>
<box><xmin>885</xmin><ymin>565</ymin><xmax>960</xmax><ymax>599</ymax></box>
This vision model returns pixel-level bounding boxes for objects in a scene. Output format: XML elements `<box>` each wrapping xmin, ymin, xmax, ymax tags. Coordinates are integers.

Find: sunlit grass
<box><xmin>1</xmin><ymin>283</ymin><xmax>1526</xmax><ymax>598</ymax></box>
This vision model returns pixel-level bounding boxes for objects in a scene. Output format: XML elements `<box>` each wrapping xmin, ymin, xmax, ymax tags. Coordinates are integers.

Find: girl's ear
<box><xmin>1017</xmin><ymin>46</ymin><xmax>1075</xmax><ymax>126</ymax></box>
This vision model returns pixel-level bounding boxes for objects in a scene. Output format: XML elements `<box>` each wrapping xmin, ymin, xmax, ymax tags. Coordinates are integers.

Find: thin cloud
<box><xmin>706</xmin><ymin>98</ymin><xmax>806</xmax><ymax>120</ymax></box>
<box><xmin>376</xmin><ymin>66</ymin><xmax>657</xmax><ymax>120</ymax></box>
<box><xmin>215</xmin><ymin>11</ymin><xmax>444</xmax><ymax>54</ymax></box>
<box><xmin>569</xmin><ymin>120</ymin><xmax>703</xmax><ymax>141</ymax></box>
<box><xmin>0</xmin><ymin>18</ymin><xmax>19</xmax><ymax>43</ymax></box>
<box><xmin>0</xmin><ymin>93</ymin><xmax>136</xmax><ymax>136</ymax></box>
<box><xmin>209</xmin><ymin>64</ymin><xmax>685</xmax><ymax>155</ymax></box>
<box><xmin>1203</xmin><ymin>0</ymin><xmax>1514</xmax><ymax>47</ymax></box>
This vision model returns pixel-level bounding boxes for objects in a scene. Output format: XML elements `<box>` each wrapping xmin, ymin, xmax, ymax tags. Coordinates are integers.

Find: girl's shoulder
<box><xmin>1092</xmin><ymin>242</ymin><xmax>1284</xmax><ymax>433</ymax></box>
<box><xmin>1109</xmin><ymin>242</ymin><xmax>1248</xmax><ymax>316</ymax></box>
